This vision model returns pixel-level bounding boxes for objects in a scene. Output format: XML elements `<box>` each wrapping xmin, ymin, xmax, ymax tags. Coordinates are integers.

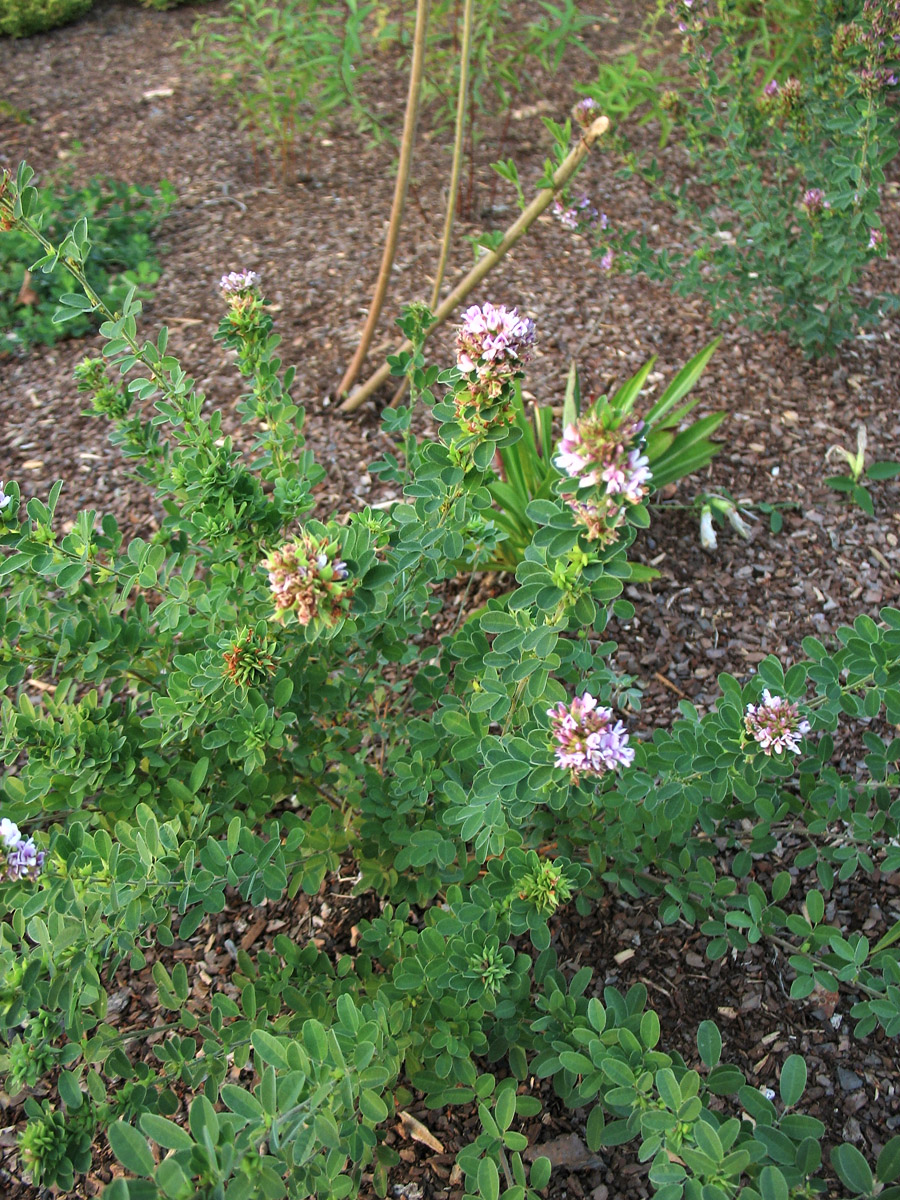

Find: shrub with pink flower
<box><xmin>264</xmin><ymin>532</ymin><xmax>352</xmax><ymax>628</ymax></box>
<box><xmin>456</xmin><ymin>303</ymin><xmax>536</xmax><ymax>396</ymax></box>
<box><xmin>555</xmin><ymin>411</ymin><xmax>651</xmax><ymax>542</ymax></box>
<box><xmin>547</xmin><ymin>692</ymin><xmax>634</xmax><ymax>782</ymax></box>
<box><xmin>453</xmin><ymin>303</ymin><xmax>537</xmax><ymax>435</ymax></box>
<box><xmin>744</xmin><ymin>690</ymin><xmax>810</xmax><ymax>756</ymax></box>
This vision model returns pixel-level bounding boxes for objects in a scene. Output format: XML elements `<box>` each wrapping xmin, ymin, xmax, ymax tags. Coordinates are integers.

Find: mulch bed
<box><xmin>1</xmin><ymin>1</ymin><xmax>900</xmax><ymax>1196</ymax></box>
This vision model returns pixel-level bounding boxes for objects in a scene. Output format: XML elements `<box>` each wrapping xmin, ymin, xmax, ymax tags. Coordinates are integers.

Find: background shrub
<box><xmin>611</xmin><ymin>0</ymin><xmax>899</xmax><ymax>356</ymax></box>
<box><xmin>0</xmin><ymin>174</ymin><xmax>174</xmax><ymax>355</ymax></box>
<box><xmin>0</xmin><ymin>0</ymin><xmax>93</xmax><ymax>37</ymax></box>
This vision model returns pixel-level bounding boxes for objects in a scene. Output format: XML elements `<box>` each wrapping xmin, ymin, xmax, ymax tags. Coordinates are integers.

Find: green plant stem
<box><xmin>2</xmin><ymin>197</ymin><xmax>208</xmax><ymax>446</ymax></box>
<box><xmin>390</xmin><ymin>0</ymin><xmax>474</xmax><ymax>409</ymax></box>
<box><xmin>108</xmin><ymin>1021</ymin><xmax>184</xmax><ymax>1043</ymax></box>
<box><xmin>340</xmin><ymin>115</ymin><xmax>610</xmax><ymax>413</ymax></box>
<box><xmin>337</xmin><ymin>0</ymin><xmax>432</xmax><ymax>399</ymax></box>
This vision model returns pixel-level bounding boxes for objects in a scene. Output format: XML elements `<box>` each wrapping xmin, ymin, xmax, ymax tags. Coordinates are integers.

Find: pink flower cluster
<box><xmin>573</xmin><ymin>97</ymin><xmax>602</xmax><ymax>127</ymax></box>
<box><xmin>264</xmin><ymin>533</ymin><xmax>352</xmax><ymax>627</ymax></box>
<box><xmin>556</xmin><ymin>415</ymin><xmax>652</xmax><ymax>499</ymax></box>
<box><xmin>760</xmin><ymin>76</ymin><xmax>801</xmax><ymax>111</ymax></box>
<box><xmin>548</xmin><ymin>693</ymin><xmax>634</xmax><ymax>782</ymax></box>
<box><xmin>553</xmin><ymin>196</ymin><xmax>599</xmax><ymax>230</ymax></box>
<box><xmin>555</xmin><ymin>413</ymin><xmax>651</xmax><ymax>543</ymax></box>
<box><xmin>744</xmin><ymin>690</ymin><xmax>810</xmax><ymax>756</ymax></box>
<box><xmin>219</xmin><ymin>270</ymin><xmax>261</xmax><ymax>295</ymax></box>
<box><xmin>456</xmin><ymin>303</ymin><xmax>536</xmax><ymax>392</ymax></box>
<box><xmin>0</xmin><ymin>818</ymin><xmax>45</xmax><ymax>882</ymax></box>
<box><xmin>801</xmin><ymin>188</ymin><xmax>829</xmax><ymax>216</ymax></box>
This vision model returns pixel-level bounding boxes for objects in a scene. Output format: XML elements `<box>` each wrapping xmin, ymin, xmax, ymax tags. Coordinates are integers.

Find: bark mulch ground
<box><xmin>1</xmin><ymin>1</ymin><xmax>900</xmax><ymax>1196</ymax></box>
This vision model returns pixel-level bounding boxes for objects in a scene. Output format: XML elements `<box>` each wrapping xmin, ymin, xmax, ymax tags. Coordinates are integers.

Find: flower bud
<box><xmin>699</xmin><ymin>504</ymin><xmax>717</xmax><ymax>552</ymax></box>
<box><xmin>725</xmin><ymin>505</ymin><xmax>752</xmax><ymax>539</ymax></box>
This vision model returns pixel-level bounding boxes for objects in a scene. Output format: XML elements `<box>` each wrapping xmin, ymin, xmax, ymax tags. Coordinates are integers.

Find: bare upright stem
<box><xmin>391</xmin><ymin>0</ymin><xmax>474</xmax><ymax>409</ymax></box>
<box><xmin>337</xmin><ymin>0</ymin><xmax>432</xmax><ymax>399</ymax></box>
<box><xmin>340</xmin><ymin>115</ymin><xmax>610</xmax><ymax>414</ymax></box>
<box><xmin>430</xmin><ymin>0</ymin><xmax>473</xmax><ymax>312</ymax></box>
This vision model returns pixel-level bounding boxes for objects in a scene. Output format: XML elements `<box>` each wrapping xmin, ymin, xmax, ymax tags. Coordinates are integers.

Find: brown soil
<box><xmin>1</xmin><ymin>2</ymin><xmax>900</xmax><ymax>1198</ymax></box>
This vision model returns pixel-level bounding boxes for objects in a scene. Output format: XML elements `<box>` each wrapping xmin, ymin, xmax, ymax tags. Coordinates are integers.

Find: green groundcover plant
<box><xmin>0</xmin><ymin>0</ymin><xmax>206</xmax><ymax>37</ymax></box>
<box><xmin>3</xmin><ymin>161</ymin><xmax>900</xmax><ymax>1198</ymax></box>
<box><xmin>0</xmin><ymin>0</ymin><xmax>92</xmax><ymax>37</ymax></box>
<box><xmin>0</xmin><ymin>172</ymin><xmax>174</xmax><ymax>355</ymax></box>
<box><xmin>607</xmin><ymin>0</ymin><xmax>899</xmax><ymax>356</ymax></box>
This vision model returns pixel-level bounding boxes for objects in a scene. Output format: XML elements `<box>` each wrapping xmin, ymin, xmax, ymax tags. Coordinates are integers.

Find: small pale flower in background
<box><xmin>764</xmin><ymin>78</ymin><xmax>780</xmax><ymax>96</ymax></box>
<box><xmin>801</xmin><ymin>188</ymin><xmax>829</xmax><ymax>216</ymax></box>
<box><xmin>219</xmin><ymin>269</ymin><xmax>261</xmax><ymax>295</ymax></box>
<box><xmin>0</xmin><ymin>818</ymin><xmax>21</xmax><ymax>847</ymax></box>
<box><xmin>552</xmin><ymin>199</ymin><xmax>579</xmax><ymax>230</ymax></box>
<box><xmin>0</xmin><ymin>483</ymin><xmax>11</xmax><ymax>511</ymax></box>
<box><xmin>869</xmin><ymin>228</ymin><xmax>884</xmax><ymax>250</ymax></box>
<box><xmin>548</xmin><ymin>692</ymin><xmax>634</xmax><ymax>781</ymax></box>
<box><xmin>744</xmin><ymin>690</ymin><xmax>810</xmax><ymax>756</ymax></box>
<box><xmin>552</xmin><ymin>196</ymin><xmax>599</xmax><ymax>231</ymax></box>
<box><xmin>599</xmin><ymin>249</ymin><xmax>614</xmax><ymax>271</ymax></box>
<box><xmin>699</xmin><ymin>504</ymin><xmax>717</xmax><ymax>552</ymax></box>
<box><xmin>573</xmin><ymin>97</ymin><xmax>601</xmax><ymax>126</ymax></box>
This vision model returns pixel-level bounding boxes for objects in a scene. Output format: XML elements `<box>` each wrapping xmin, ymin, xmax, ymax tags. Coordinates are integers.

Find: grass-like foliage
<box><xmin>183</xmin><ymin>0</ymin><xmax>598</xmax><ymax>187</ymax></box>
<box><xmin>184</xmin><ymin>0</ymin><xmax>376</xmax><ymax>184</ymax></box>
<box><xmin>3</xmin><ymin>161</ymin><xmax>900</xmax><ymax>1199</ymax></box>
<box><xmin>139</xmin><ymin>0</ymin><xmax>213</xmax><ymax>8</ymax></box>
<box><xmin>0</xmin><ymin>0</ymin><xmax>92</xmax><ymax>37</ymax></box>
<box><xmin>0</xmin><ymin>172</ymin><xmax>173</xmax><ymax>355</ymax></box>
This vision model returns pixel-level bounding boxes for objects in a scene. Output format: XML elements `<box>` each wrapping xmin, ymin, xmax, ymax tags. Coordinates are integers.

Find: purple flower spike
<box><xmin>548</xmin><ymin>692</ymin><xmax>634</xmax><ymax>782</ymax></box>
<box><xmin>456</xmin><ymin>303</ymin><xmax>536</xmax><ymax>383</ymax></box>
<box><xmin>1</xmin><ymin>818</ymin><xmax>46</xmax><ymax>883</ymax></box>
<box><xmin>6</xmin><ymin>838</ymin><xmax>45</xmax><ymax>882</ymax></box>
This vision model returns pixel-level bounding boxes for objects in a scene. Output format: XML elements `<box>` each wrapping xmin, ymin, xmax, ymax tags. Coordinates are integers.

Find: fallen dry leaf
<box><xmin>397</xmin><ymin>1111</ymin><xmax>444</xmax><ymax>1153</ymax></box>
<box><xmin>524</xmin><ymin>1132</ymin><xmax>602</xmax><ymax>1170</ymax></box>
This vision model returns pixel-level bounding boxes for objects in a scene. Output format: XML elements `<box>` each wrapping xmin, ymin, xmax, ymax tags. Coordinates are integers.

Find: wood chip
<box><xmin>398</xmin><ymin>1111</ymin><xmax>445</xmax><ymax>1153</ymax></box>
<box><xmin>239</xmin><ymin>918</ymin><xmax>268</xmax><ymax>951</ymax></box>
